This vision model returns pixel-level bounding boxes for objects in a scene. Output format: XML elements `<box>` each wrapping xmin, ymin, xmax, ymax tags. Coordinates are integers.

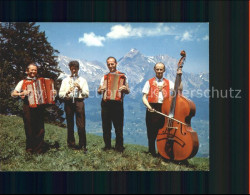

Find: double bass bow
<box><xmin>156</xmin><ymin>50</ymin><xmax>199</xmax><ymax>161</ymax></box>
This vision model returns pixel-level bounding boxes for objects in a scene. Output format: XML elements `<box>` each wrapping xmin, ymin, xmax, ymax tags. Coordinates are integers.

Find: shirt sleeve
<box><xmin>80</xmin><ymin>78</ymin><xmax>89</xmax><ymax>98</ymax></box>
<box><xmin>14</xmin><ymin>80</ymin><xmax>24</xmax><ymax>92</ymax></box>
<box><xmin>169</xmin><ymin>80</ymin><xmax>175</xmax><ymax>90</ymax></box>
<box><xmin>125</xmin><ymin>75</ymin><xmax>129</xmax><ymax>85</ymax></box>
<box><xmin>59</xmin><ymin>78</ymin><xmax>68</xmax><ymax>98</ymax></box>
<box><xmin>142</xmin><ymin>81</ymin><xmax>150</xmax><ymax>94</ymax></box>
<box><xmin>100</xmin><ymin>76</ymin><xmax>104</xmax><ymax>86</ymax></box>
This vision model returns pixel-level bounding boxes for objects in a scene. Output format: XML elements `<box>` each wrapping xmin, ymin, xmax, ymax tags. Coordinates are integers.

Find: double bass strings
<box><xmin>154</xmin><ymin>110</ymin><xmax>187</xmax><ymax>126</ymax></box>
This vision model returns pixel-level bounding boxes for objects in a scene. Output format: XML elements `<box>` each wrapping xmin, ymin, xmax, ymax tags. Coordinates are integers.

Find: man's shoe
<box><xmin>68</xmin><ymin>143</ymin><xmax>77</xmax><ymax>149</ymax></box>
<box><xmin>51</xmin><ymin>141</ymin><xmax>60</xmax><ymax>149</ymax></box>
<box><xmin>115</xmin><ymin>146</ymin><xmax>125</xmax><ymax>153</ymax></box>
<box><xmin>75</xmin><ymin>145</ymin><xmax>88</xmax><ymax>153</ymax></box>
<box><xmin>102</xmin><ymin>146</ymin><xmax>111</xmax><ymax>151</ymax></box>
<box><xmin>150</xmin><ymin>152</ymin><xmax>158</xmax><ymax>157</ymax></box>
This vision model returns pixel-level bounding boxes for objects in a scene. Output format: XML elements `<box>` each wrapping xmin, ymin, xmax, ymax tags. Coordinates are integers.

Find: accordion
<box><xmin>103</xmin><ymin>73</ymin><xmax>126</xmax><ymax>101</ymax></box>
<box><xmin>21</xmin><ymin>78</ymin><xmax>55</xmax><ymax>108</ymax></box>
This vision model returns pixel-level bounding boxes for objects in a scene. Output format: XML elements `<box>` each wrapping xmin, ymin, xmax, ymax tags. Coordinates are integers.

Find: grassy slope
<box><xmin>0</xmin><ymin>115</ymin><xmax>209</xmax><ymax>171</ymax></box>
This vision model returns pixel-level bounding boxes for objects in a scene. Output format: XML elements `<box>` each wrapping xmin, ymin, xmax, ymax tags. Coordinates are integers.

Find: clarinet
<box><xmin>72</xmin><ymin>73</ymin><xmax>79</xmax><ymax>103</ymax></box>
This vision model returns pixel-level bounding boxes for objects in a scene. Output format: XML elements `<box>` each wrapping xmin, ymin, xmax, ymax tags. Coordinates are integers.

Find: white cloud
<box><xmin>175</xmin><ymin>26</ymin><xmax>209</xmax><ymax>42</ymax></box>
<box><xmin>106</xmin><ymin>24</ymin><xmax>132</xmax><ymax>39</ymax></box>
<box><xmin>79</xmin><ymin>32</ymin><xmax>105</xmax><ymax>47</ymax></box>
<box><xmin>203</xmin><ymin>35</ymin><xmax>209</xmax><ymax>41</ymax></box>
<box><xmin>106</xmin><ymin>24</ymin><xmax>172</xmax><ymax>39</ymax></box>
<box><xmin>175</xmin><ymin>31</ymin><xmax>193</xmax><ymax>42</ymax></box>
<box><xmin>142</xmin><ymin>23</ymin><xmax>170</xmax><ymax>37</ymax></box>
<box><xmin>181</xmin><ymin>31</ymin><xmax>193</xmax><ymax>41</ymax></box>
<box><xmin>78</xmin><ymin>24</ymin><xmax>208</xmax><ymax>46</ymax></box>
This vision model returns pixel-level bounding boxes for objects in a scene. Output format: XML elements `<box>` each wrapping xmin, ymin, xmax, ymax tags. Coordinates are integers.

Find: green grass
<box><xmin>0</xmin><ymin>114</ymin><xmax>209</xmax><ymax>171</ymax></box>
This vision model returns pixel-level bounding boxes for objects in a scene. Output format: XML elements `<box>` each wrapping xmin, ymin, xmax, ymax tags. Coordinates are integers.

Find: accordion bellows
<box><xmin>103</xmin><ymin>73</ymin><xmax>126</xmax><ymax>101</ymax></box>
<box><xmin>22</xmin><ymin>78</ymin><xmax>55</xmax><ymax>108</ymax></box>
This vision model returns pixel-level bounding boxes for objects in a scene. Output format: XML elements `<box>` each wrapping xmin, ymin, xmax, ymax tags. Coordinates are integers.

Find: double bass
<box><xmin>156</xmin><ymin>50</ymin><xmax>199</xmax><ymax>161</ymax></box>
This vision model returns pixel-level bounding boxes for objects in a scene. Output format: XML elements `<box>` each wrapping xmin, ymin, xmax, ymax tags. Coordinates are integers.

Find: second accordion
<box><xmin>21</xmin><ymin>78</ymin><xmax>55</xmax><ymax>108</ymax></box>
<box><xmin>103</xmin><ymin>72</ymin><xmax>126</xmax><ymax>101</ymax></box>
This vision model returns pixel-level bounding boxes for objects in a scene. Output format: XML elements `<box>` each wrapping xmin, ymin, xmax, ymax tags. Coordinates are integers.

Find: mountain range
<box><xmin>58</xmin><ymin>48</ymin><xmax>209</xmax><ymax>98</ymax></box>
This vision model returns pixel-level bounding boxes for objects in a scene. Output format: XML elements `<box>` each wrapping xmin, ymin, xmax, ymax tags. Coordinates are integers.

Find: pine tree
<box><xmin>0</xmin><ymin>22</ymin><xmax>65</xmax><ymax>126</ymax></box>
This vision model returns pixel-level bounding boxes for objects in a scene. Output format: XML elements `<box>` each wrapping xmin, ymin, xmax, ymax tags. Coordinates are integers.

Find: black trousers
<box><xmin>146</xmin><ymin>103</ymin><xmax>165</xmax><ymax>154</ymax></box>
<box><xmin>22</xmin><ymin>103</ymin><xmax>45</xmax><ymax>153</ymax></box>
<box><xmin>101</xmin><ymin>100</ymin><xmax>124</xmax><ymax>149</ymax></box>
<box><xmin>64</xmin><ymin>99</ymin><xmax>86</xmax><ymax>148</ymax></box>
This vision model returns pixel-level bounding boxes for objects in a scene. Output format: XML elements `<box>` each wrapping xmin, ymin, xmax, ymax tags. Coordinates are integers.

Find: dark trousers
<box><xmin>22</xmin><ymin>104</ymin><xmax>45</xmax><ymax>153</ymax></box>
<box><xmin>64</xmin><ymin>100</ymin><xmax>86</xmax><ymax>148</ymax></box>
<box><xmin>101</xmin><ymin>100</ymin><xmax>124</xmax><ymax>149</ymax></box>
<box><xmin>146</xmin><ymin>103</ymin><xmax>165</xmax><ymax>154</ymax></box>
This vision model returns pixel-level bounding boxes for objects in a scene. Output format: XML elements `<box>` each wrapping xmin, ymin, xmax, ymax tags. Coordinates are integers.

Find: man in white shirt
<box><xmin>11</xmin><ymin>63</ymin><xmax>48</xmax><ymax>153</ymax></box>
<box><xmin>142</xmin><ymin>62</ymin><xmax>174</xmax><ymax>157</ymax></box>
<box><xmin>98</xmin><ymin>57</ymin><xmax>130</xmax><ymax>152</ymax></box>
<box><xmin>59</xmin><ymin>61</ymin><xmax>89</xmax><ymax>153</ymax></box>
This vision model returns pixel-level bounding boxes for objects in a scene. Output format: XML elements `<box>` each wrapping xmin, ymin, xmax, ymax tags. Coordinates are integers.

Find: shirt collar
<box><xmin>109</xmin><ymin>70</ymin><xmax>119</xmax><ymax>74</ymax></box>
<box><xmin>70</xmin><ymin>75</ymin><xmax>79</xmax><ymax>78</ymax></box>
<box><xmin>26</xmin><ymin>76</ymin><xmax>37</xmax><ymax>80</ymax></box>
<box><xmin>155</xmin><ymin>77</ymin><xmax>163</xmax><ymax>82</ymax></box>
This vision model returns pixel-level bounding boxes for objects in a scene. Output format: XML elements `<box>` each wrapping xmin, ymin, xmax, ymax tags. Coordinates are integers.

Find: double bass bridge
<box><xmin>158</xmin><ymin>127</ymin><xmax>177</xmax><ymax>135</ymax></box>
<box><xmin>161</xmin><ymin>124</ymin><xmax>186</xmax><ymax>136</ymax></box>
<box><xmin>157</xmin><ymin>134</ymin><xmax>185</xmax><ymax>148</ymax></box>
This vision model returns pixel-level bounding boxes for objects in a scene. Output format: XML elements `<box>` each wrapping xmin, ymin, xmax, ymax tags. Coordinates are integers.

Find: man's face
<box><xmin>70</xmin><ymin>66</ymin><xmax>79</xmax><ymax>76</ymax></box>
<box><xmin>107</xmin><ymin>58</ymin><xmax>117</xmax><ymax>73</ymax></box>
<box><xmin>154</xmin><ymin>64</ymin><xmax>165</xmax><ymax>79</ymax></box>
<box><xmin>27</xmin><ymin>65</ymin><xmax>38</xmax><ymax>78</ymax></box>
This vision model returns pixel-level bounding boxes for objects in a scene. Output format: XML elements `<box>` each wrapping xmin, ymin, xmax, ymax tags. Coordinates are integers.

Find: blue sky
<box><xmin>37</xmin><ymin>22</ymin><xmax>209</xmax><ymax>73</ymax></box>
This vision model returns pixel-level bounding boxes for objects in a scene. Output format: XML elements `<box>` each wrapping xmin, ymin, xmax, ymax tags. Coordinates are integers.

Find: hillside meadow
<box><xmin>0</xmin><ymin>115</ymin><xmax>209</xmax><ymax>171</ymax></box>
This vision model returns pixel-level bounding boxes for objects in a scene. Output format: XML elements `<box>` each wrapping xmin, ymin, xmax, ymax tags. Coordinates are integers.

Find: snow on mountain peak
<box><xmin>130</xmin><ymin>48</ymin><xmax>138</xmax><ymax>52</ymax></box>
<box><xmin>124</xmin><ymin>48</ymin><xmax>141</xmax><ymax>58</ymax></box>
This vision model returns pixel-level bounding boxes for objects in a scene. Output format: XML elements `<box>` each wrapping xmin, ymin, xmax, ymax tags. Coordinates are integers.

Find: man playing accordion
<box><xmin>98</xmin><ymin>57</ymin><xmax>130</xmax><ymax>152</ymax></box>
<box><xmin>11</xmin><ymin>63</ymin><xmax>55</xmax><ymax>154</ymax></box>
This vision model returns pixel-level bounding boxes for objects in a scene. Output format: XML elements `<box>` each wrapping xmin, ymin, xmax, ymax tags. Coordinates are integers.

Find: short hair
<box><xmin>106</xmin><ymin>56</ymin><xmax>117</xmax><ymax>64</ymax></box>
<box><xmin>69</xmin><ymin>61</ymin><xmax>79</xmax><ymax>68</ymax></box>
<box><xmin>154</xmin><ymin>62</ymin><xmax>165</xmax><ymax>71</ymax></box>
<box><xmin>26</xmin><ymin>63</ymin><xmax>37</xmax><ymax>71</ymax></box>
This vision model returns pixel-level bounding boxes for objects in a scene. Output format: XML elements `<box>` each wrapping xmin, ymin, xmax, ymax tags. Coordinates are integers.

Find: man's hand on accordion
<box><xmin>97</xmin><ymin>85</ymin><xmax>107</xmax><ymax>94</ymax></box>
<box><xmin>20</xmin><ymin>90</ymin><xmax>30</xmax><ymax>99</ymax></box>
<box><xmin>119</xmin><ymin>85</ymin><xmax>130</xmax><ymax>94</ymax></box>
